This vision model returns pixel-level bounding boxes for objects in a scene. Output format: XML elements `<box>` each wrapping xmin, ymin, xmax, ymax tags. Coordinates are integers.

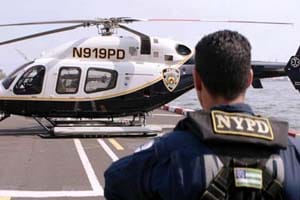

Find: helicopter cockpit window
<box><xmin>13</xmin><ymin>65</ymin><xmax>45</xmax><ymax>95</ymax></box>
<box><xmin>176</xmin><ymin>44</ymin><xmax>191</xmax><ymax>56</ymax></box>
<box><xmin>56</xmin><ymin>67</ymin><xmax>81</xmax><ymax>94</ymax></box>
<box><xmin>2</xmin><ymin>61</ymin><xmax>34</xmax><ymax>89</ymax></box>
<box><xmin>85</xmin><ymin>68</ymin><xmax>117</xmax><ymax>93</ymax></box>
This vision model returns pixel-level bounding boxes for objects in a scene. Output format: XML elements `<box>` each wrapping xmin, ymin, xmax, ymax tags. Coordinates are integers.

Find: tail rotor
<box><xmin>285</xmin><ymin>46</ymin><xmax>300</xmax><ymax>92</ymax></box>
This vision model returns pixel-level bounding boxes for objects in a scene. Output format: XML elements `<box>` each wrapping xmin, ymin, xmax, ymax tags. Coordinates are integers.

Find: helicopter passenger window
<box><xmin>85</xmin><ymin>68</ymin><xmax>117</xmax><ymax>93</ymax></box>
<box><xmin>56</xmin><ymin>67</ymin><xmax>81</xmax><ymax>94</ymax></box>
<box><xmin>13</xmin><ymin>65</ymin><xmax>45</xmax><ymax>95</ymax></box>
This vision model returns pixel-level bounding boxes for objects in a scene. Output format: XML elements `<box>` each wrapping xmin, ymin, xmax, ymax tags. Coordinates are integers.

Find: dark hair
<box><xmin>195</xmin><ymin>30</ymin><xmax>251</xmax><ymax>100</ymax></box>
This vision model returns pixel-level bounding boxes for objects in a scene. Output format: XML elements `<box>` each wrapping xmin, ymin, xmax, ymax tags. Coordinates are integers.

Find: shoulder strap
<box><xmin>201</xmin><ymin>162</ymin><xmax>232</xmax><ymax>199</ymax></box>
<box><xmin>263</xmin><ymin>154</ymin><xmax>285</xmax><ymax>200</ymax></box>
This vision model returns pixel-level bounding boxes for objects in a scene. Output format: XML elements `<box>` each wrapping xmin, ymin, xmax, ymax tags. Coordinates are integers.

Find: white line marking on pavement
<box><xmin>74</xmin><ymin>139</ymin><xmax>103</xmax><ymax>194</ymax></box>
<box><xmin>0</xmin><ymin>140</ymin><xmax>103</xmax><ymax>198</ymax></box>
<box><xmin>98</xmin><ymin>139</ymin><xmax>119</xmax><ymax>162</ymax></box>
<box><xmin>149</xmin><ymin>124</ymin><xmax>175</xmax><ymax>129</ymax></box>
<box><xmin>152</xmin><ymin>113</ymin><xmax>182</xmax><ymax>117</ymax></box>
<box><xmin>0</xmin><ymin>191</ymin><xmax>101</xmax><ymax>198</ymax></box>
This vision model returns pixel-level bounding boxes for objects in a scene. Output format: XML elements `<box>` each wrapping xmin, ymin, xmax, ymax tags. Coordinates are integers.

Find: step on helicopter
<box><xmin>0</xmin><ymin>17</ymin><xmax>299</xmax><ymax>136</ymax></box>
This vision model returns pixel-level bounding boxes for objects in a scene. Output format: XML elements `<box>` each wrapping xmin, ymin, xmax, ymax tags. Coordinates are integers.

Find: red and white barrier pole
<box><xmin>161</xmin><ymin>104</ymin><xmax>195</xmax><ymax>116</ymax></box>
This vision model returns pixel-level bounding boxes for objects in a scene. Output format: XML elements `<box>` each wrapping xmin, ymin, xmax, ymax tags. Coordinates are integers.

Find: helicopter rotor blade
<box><xmin>0</xmin><ymin>20</ymin><xmax>101</xmax><ymax>27</ymax></box>
<box><xmin>0</xmin><ymin>17</ymin><xmax>143</xmax><ymax>28</ymax></box>
<box><xmin>0</xmin><ymin>17</ymin><xmax>292</xmax><ymax>28</ymax></box>
<box><xmin>0</xmin><ymin>23</ymin><xmax>84</xmax><ymax>46</ymax></box>
<box><xmin>119</xmin><ymin>17</ymin><xmax>144</xmax><ymax>23</ymax></box>
<box><xmin>147</xmin><ymin>18</ymin><xmax>293</xmax><ymax>25</ymax></box>
<box><xmin>0</xmin><ymin>17</ymin><xmax>292</xmax><ymax>46</ymax></box>
<box><xmin>0</xmin><ymin>17</ymin><xmax>144</xmax><ymax>45</ymax></box>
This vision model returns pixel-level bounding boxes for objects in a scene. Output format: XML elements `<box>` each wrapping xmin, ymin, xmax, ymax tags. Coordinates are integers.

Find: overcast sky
<box><xmin>0</xmin><ymin>0</ymin><xmax>299</xmax><ymax>73</ymax></box>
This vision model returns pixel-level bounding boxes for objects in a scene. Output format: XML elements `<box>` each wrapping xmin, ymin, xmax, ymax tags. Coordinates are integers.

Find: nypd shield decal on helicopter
<box><xmin>162</xmin><ymin>68</ymin><xmax>180</xmax><ymax>92</ymax></box>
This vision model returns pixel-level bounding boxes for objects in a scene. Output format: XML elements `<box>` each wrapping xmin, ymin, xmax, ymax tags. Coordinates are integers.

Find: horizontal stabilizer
<box><xmin>252</xmin><ymin>79</ymin><xmax>263</xmax><ymax>88</ymax></box>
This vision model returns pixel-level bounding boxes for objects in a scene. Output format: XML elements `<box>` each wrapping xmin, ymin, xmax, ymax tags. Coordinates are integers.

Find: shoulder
<box><xmin>280</xmin><ymin>136</ymin><xmax>300</xmax><ymax>198</ymax></box>
<box><xmin>287</xmin><ymin>135</ymin><xmax>300</xmax><ymax>150</ymax></box>
<box><xmin>153</xmin><ymin>130</ymin><xmax>213</xmax><ymax>158</ymax></box>
<box><xmin>104</xmin><ymin>129</ymin><xmax>213</xmax><ymax>182</ymax></box>
<box><xmin>104</xmin><ymin>130</ymin><xmax>212</xmax><ymax>199</ymax></box>
<box><xmin>281</xmin><ymin>136</ymin><xmax>300</xmax><ymax>158</ymax></box>
<box><xmin>280</xmin><ymin>136</ymin><xmax>300</xmax><ymax>163</ymax></box>
<box><xmin>104</xmin><ymin>131</ymin><xmax>200</xmax><ymax>177</ymax></box>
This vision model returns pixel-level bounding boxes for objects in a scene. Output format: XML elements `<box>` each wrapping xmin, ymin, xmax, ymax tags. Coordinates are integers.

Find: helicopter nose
<box><xmin>180</xmin><ymin>56</ymin><xmax>195</xmax><ymax>75</ymax></box>
<box><xmin>177</xmin><ymin>63</ymin><xmax>195</xmax><ymax>89</ymax></box>
<box><xmin>180</xmin><ymin>62</ymin><xmax>194</xmax><ymax>76</ymax></box>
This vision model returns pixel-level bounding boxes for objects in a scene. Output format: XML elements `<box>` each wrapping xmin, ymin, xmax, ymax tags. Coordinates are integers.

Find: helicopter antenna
<box><xmin>15</xmin><ymin>48</ymin><xmax>30</xmax><ymax>61</ymax></box>
<box><xmin>147</xmin><ymin>18</ymin><xmax>294</xmax><ymax>25</ymax></box>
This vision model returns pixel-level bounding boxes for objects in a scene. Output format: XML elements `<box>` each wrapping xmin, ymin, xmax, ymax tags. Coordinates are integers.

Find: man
<box><xmin>104</xmin><ymin>30</ymin><xmax>300</xmax><ymax>200</ymax></box>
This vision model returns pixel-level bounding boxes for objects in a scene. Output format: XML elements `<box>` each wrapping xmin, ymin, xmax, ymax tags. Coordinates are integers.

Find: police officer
<box><xmin>104</xmin><ymin>30</ymin><xmax>300</xmax><ymax>200</ymax></box>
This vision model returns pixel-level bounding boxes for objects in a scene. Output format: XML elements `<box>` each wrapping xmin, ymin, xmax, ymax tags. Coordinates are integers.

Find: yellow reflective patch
<box><xmin>211</xmin><ymin>110</ymin><xmax>274</xmax><ymax>141</ymax></box>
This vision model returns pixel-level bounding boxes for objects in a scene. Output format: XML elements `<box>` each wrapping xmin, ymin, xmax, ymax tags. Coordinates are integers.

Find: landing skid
<box><xmin>33</xmin><ymin>114</ymin><xmax>162</xmax><ymax>138</ymax></box>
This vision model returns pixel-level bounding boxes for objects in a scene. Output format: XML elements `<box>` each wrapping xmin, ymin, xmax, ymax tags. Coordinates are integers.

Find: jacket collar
<box><xmin>210</xmin><ymin>103</ymin><xmax>254</xmax><ymax>115</ymax></box>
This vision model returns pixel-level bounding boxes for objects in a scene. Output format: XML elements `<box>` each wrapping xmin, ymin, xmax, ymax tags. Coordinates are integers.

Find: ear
<box><xmin>193</xmin><ymin>68</ymin><xmax>202</xmax><ymax>92</ymax></box>
<box><xmin>247</xmin><ymin>69</ymin><xmax>254</xmax><ymax>88</ymax></box>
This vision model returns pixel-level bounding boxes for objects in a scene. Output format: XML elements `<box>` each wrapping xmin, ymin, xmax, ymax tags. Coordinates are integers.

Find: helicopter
<box><xmin>0</xmin><ymin>17</ymin><xmax>299</xmax><ymax>135</ymax></box>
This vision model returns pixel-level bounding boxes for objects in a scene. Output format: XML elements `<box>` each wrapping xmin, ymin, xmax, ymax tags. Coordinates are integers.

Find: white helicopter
<box><xmin>0</xmin><ymin>17</ymin><xmax>299</xmax><ymax>136</ymax></box>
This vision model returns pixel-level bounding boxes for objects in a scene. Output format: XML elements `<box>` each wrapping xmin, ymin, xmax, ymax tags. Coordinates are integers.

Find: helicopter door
<box><xmin>84</xmin><ymin>68</ymin><xmax>117</xmax><ymax>93</ymax></box>
<box><xmin>13</xmin><ymin>65</ymin><xmax>45</xmax><ymax>95</ymax></box>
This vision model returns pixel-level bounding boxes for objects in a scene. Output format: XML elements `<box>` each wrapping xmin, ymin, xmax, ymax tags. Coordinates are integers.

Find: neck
<box><xmin>200</xmin><ymin>89</ymin><xmax>246</xmax><ymax>111</ymax></box>
<box><xmin>211</xmin><ymin>95</ymin><xmax>245</xmax><ymax>107</ymax></box>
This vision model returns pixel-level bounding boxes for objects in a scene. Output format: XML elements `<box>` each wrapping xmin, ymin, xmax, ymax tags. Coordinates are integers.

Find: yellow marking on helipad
<box><xmin>108</xmin><ymin>139</ymin><xmax>124</xmax><ymax>150</ymax></box>
<box><xmin>0</xmin><ymin>197</ymin><xmax>11</xmax><ymax>200</ymax></box>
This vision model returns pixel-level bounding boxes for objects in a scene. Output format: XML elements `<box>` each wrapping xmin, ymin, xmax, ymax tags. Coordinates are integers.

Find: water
<box><xmin>170</xmin><ymin>79</ymin><xmax>300</xmax><ymax>130</ymax></box>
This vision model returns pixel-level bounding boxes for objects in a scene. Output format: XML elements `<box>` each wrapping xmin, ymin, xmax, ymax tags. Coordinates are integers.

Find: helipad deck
<box><xmin>0</xmin><ymin>109</ymin><xmax>184</xmax><ymax>200</ymax></box>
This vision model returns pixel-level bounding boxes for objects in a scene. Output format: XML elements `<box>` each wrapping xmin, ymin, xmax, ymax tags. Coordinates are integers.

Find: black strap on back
<box><xmin>200</xmin><ymin>166</ymin><xmax>232</xmax><ymax>200</ymax></box>
<box><xmin>262</xmin><ymin>166</ymin><xmax>283</xmax><ymax>200</ymax></box>
<box><xmin>200</xmin><ymin>157</ymin><xmax>283</xmax><ymax>200</ymax></box>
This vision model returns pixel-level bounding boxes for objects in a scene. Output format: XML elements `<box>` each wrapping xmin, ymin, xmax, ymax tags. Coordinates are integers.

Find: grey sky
<box><xmin>0</xmin><ymin>0</ymin><xmax>299</xmax><ymax>73</ymax></box>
